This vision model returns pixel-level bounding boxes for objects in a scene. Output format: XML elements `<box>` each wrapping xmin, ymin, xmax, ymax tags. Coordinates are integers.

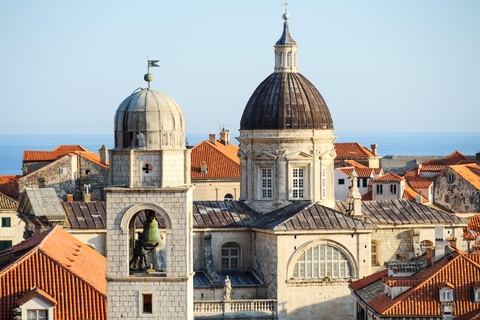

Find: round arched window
<box><xmin>292</xmin><ymin>244</ymin><xmax>352</xmax><ymax>279</ymax></box>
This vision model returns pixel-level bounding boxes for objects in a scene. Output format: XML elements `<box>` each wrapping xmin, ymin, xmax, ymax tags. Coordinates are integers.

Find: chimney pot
<box><xmin>414</xmin><ymin>163</ymin><xmax>422</xmax><ymax>176</ymax></box>
<box><xmin>99</xmin><ymin>145</ymin><xmax>108</xmax><ymax>165</ymax></box>
<box><xmin>371</xmin><ymin>144</ymin><xmax>378</xmax><ymax>155</ymax></box>
<box><xmin>220</xmin><ymin>129</ymin><xmax>230</xmax><ymax>146</ymax></box>
<box><xmin>67</xmin><ymin>194</ymin><xmax>73</xmax><ymax>202</ymax></box>
<box><xmin>426</xmin><ymin>248</ymin><xmax>432</xmax><ymax>267</ymax></box>
<box><xmin>209</xmin><ymin>134</ymin><xmax>216</xmax><ymax>145</ymax></box>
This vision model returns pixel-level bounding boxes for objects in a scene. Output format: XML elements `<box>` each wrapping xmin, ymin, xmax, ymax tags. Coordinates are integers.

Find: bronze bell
<box><xmin>142</xmin><ymin>211</ymin><xmax>164</xmax><ymax>249</ymax></box>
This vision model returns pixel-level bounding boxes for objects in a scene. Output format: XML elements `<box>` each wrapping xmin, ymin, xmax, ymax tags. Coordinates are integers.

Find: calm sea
<box><xmin>0</xmin><ymin>132</ymin><xmax>479</xmax><ymax>175</ymax></box>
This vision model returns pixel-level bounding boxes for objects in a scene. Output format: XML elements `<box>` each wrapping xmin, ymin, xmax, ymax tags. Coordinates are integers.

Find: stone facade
<box><xmin>434</xmin><ymin>166</ymin><xmax>480</xmax><ymax>213</ymax></box>
<box><xmin>237</xmin><ymin>129</ymin><xmax>336</xmax><ymax>213</ymax></box>
<box><xmin>192</xmin><ymin>179</ymin><xmax>239</xmax><ymax>201</ymax></box>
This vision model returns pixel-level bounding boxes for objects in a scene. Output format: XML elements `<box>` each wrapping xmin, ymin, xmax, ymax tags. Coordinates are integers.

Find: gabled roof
<box><xmin>17</xmin><ymin>286</ymin><xmax>57</xmax><ymax>306</ymax></box>
<box><xmin>463</xmin><ymin>215</ymin><xmax>480</xmax><ymax>240</ymax></box>
<box><xmin>423</xmin><ymin>151</ymin><xmax>474</xmax><ymax>166</ymax></box>
<box><xmin>402</xmin><ymin>183</ymin><xmax>428</xmax><ymax>203</ymax></box>
<box><xmin>0</xmin><ymin>226</ymin><xmax>106</xmax><ymax>320</ymax></box>
<box><xmin>23</xmin><ymin>145</ymin><xmax>87</xmax><ymax>162</ymax></box>
<box><xmin>17</xmin><ymin>188</ymin><xmax>65</xmax><ymax>218</ymax></box>
<box><xmin>74</xmin><ymin>151</ymin><xmax>109</xmax><ymax>168</ymax></box>
<box><xmin>334</xmin><ymin>143</ymin><xmax>376</xmax><ymax>158</ymax></box>
<box><xmin>336</xmin><ymin>167</ymin><xmax>383</xmax><ymax>178</ymax></box>
<box><xmin>0</xmin><ymin>192</ymin><xmax>18</xmax><ymax>210</ymax></box>
<box><xmin>251</xmin><ymin>202</ymin><xmax>374</xmax><ymax>230</ymax></box>
<box><xmin>191</xmin><ymin>140</ymin><xmax>240</xmax><ymax>179</ymax></box>
<box><xmin>335</xmin><ymin>199</ymin><xmax>464</xmax><ymax>225</ymax></box>
<box><xmin>373</xmin><ymin>172</ymin><xmax>403</xmax><ymax>182</ymax></box>
<box><xmin>351</xmin><ymin>250</ymin><xmax>480</xmax><ymax>317</ymax></box>
<box><xmin>450</xmin><ymin>164</ymin><xmax>480</xmax><ymax>191</ymax></box>
<box><xmin>0</xmin><ymin>175</ymin><xmax>21</xmax><ymax>199</ymax></box>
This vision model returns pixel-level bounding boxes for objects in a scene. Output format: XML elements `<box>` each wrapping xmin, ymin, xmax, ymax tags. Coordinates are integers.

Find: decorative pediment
<box><xmin>285</xmin><ymin>151</ymin><xmax>313</xmax><ymax>160</ymax></box>
<box><xmin>254</xmin><ymin>151</ymin><xmax>277</xmax><ymax>160</ymax></box>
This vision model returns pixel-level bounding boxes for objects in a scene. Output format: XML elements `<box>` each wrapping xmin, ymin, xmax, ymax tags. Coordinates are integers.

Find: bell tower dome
<box><xmin>237</xmin><ymin>11</ymin><xmax>336</xmax><ymax>213</ymax></box>
<box><xmin>106</xmin><ymin>68</ymin><xmax>194</xmax><ymax>319</ymax></box>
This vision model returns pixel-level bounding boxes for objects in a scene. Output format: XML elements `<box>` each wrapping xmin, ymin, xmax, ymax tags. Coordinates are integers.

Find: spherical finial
<box><xmin>283</xmin><ymin>13</ymin><xmax>289</xmax><ymax>20</ymax></box>
<box><xmin>144</xmin><ymin>73</ymin><xmax>154</xmax><ymax>82</ymax></box>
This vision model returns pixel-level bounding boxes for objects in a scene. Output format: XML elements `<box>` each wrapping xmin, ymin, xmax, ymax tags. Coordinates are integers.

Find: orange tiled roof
<box><xmin>17</xmin><ymin>287</ymin><xmax>57</xmax><ymax>306</ymax></box>
<box><xmin>337</xmin><ymin>167</ymin><xmax>383</xmax><ymax>178</ymax></box>
<box><xmin>450</xmin><ymin>164</ymin><xmax>480</xmax><ymax>191</ymax></box>
<box><xmin>0</xmin><ymin>192</ymin><xmax>18</xmax><ymax>209</ymax></box>
<box><xmin>403</xmin><ymin>183</ymin><xmax>428</xmax><ymax>203</ymax></box>
<box><xmin>0</xmin><ymin>226</ymin><xmax>106</xmax><ymax>320</ymax></box>
<box><xmin>350</xmin><ymin>269</ymin><xmax>388</xmax><ymax>290</ymax></box>
<box><xmin>353</xmin><ymin>250</ymin><xmax>480</xmax><ymax>317</ymax></box>
<box><xmin>74</xmin><ymin>151</ymin><xmax>109</xmax><ymax>168</ymax></box>
<box><xmin>373</xmin><ymin>172</ymin><xmax>404</xmax><ymax>182</ymax></box>
<box><xmin>191</xmin><ymin>140</ymin><xmax>240</xmax><ymax>179</ymax></box>
<box><xmin>334</xmin><ymin>143</ymin><xmax>376</xmax><ymax>158</ymax></box>
<box><xmin>421</xmin><ymin>164</ymin><xmax>447</xmax><ymax>172</ymax></box>
<box><xmin>406</xmin><ymin>176</ymin><xmax>433</xmax><ymax>189</ymax></box>
<box><xmin>423</xmin><ymin>151</ymin><xmax>473</xmax><ymax>166</ymax></box>
<box><xmin>335</xmin><ymin>159</ymin><xmax>369</xmax><ymax>168</ymax></box>
<box><xmin>383</xmin><ymin>276</ymin><xmax>418</xmax><ymax>287</ymax></box>
<box><xmin>361</xmin><ymin>190</ymin><xmax>372</xmax><ymax>201</ymax></box>
<box><xmin>0</xmin><ymin>175</ymin><xmax>20</xmax><ymax>198</ymax></box>
<box><xmin>23</xmin><ymin>145</ymin><xmax>87</xmax><ymax>162</ymax></box>
<box><xmin>464</xmin><ymin>215</ymin><xmax>480</xmax><ymax>240</ymax></box>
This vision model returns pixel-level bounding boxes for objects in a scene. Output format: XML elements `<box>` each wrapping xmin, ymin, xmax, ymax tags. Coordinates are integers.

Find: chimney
<box><xmin>67</xmin><ymin>192</ymin><xmax>73</xmax><ymax>202</ymax></box>
<box><xmin>476</xmin><ymin>151</ymin><xmax>480</xmax><ymax>165</ymax></box>
<box><xmin>434</xmin><ymin>226</ymin><xmax>447</xmax><ymax>262</ymax></box>
<box><xmin>200</xmin><ymin>161</ymin><xmax>207</xmax><ymax>174</ymax></box>
<box><xmin>472</xmin><ymin>244</ymin><xmax>480</xmax><ymax>255</ymax></box>
<box><xmin>83</xmin><ymin>184</ymin><xmax>91</xmax><ymax>202</ymax></box>
<box><xmin>414</xmin><ymin>163</ymin><xmax>422</xmax><ymax>176</ymax></box>
<box><xmin>371</xmin><ymin>144</ymin><xmax>378</xmax><ymax>155</ymax></box>
<box><xmin>209</xmin><ymin>133</ymin><xmax>216</xmax><ymax>145</ymax></box>
<box><xmin>426</xmin><ymin>248</ymin><xmax>432</xmax><ymax>267</ymax></box>
<box><xmin>99</xmin><ymin>145</ymin><xmax>108</xmax><ymax>165</ymax></box>
<box><xmin>220</xmin><ymin>129</ymin><xmax>230</xmax><ymax>146</ymax></box>
<box><xmin>415</xmin><ymin>195</ymin><xmax>423</xmax><ymax>203</ymax></box>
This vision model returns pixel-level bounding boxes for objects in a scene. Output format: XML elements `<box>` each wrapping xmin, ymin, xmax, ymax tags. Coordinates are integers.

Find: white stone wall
<box><xmin>192</xmin><ymin>180</ymin><xmax>240</xmax><ymax>201</ymax></box>
<box><xmin>0</xmin><ymin>208</ymin><xmax>24</xmax><ymax>246</ymax></box>
<box><xmin>237</xmin><ymin>129</ymin><xmax>336</xmax><ymax>213</ymax></box>
<box><xmin>69</xmin><ymin>231</ymin><xmax>106</xmax><ymax>256</ymax></box>
<box><xmin>253</xmin><ymin>232</ymin><xmax>278</xmax><ymax>298</ymax></box>
<box><xmin>106</xmin><ymin>187</ymin><xmax>194</xmax><ymax>320</ymax></box>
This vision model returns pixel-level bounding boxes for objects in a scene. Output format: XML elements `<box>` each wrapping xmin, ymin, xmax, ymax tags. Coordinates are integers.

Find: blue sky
<box><xmin>0</xmin><ymin>1</ymin><xmax>479</xmax><ymax>135</ymax></box>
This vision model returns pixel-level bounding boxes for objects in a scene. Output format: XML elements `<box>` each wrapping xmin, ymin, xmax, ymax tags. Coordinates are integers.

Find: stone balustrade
<box><xmin>194</xmin><ymin>299</ymin><xmax>277</xmax><ymax>318</ymax></box>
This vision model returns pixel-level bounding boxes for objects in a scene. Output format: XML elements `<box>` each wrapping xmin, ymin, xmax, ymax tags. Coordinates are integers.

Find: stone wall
<box><xmin>434</xmin><ymin>167</ymin><xmax>480</xmax><ymax>213</ymax></box>
<box><xmin>76</xmin><ymin>156</ymin><xmax>109</xmax><ymax>200</ymax></box>
<box><xmin>380</xmin><ymin>155</ymin><xmax>444</xmax><ymax>175</ymax></box>
<box><xmin>253</xmin><ymin>232</ymin><xmax>278</xmax><ymax>299</ymax></box>
<box><xmin>0</xmin><ymin>208</ymin><xmax>24</xmax><ymax>247</ymax></box>
<box><xmin>69</xmin><ymin>231</ymin><xmax>106</xmax><ymax>256</ymax></box>
<box><xmin>192</xmin><ymin>180</ymin><xmax>240</xmax><ymax>201</ymax></box>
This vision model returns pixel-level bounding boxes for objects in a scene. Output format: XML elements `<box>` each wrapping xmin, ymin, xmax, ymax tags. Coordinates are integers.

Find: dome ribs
<box><xmin>240</xmin><ymin>72</ymin><xmax>333</xmax><ymax>130</ymax></box>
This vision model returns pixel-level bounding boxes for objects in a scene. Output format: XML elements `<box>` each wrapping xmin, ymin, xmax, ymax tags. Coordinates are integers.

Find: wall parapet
<box><xmin>194</xmin><ymin>299</ymin><xmax>277</xmax><ymax>318</ymax></box>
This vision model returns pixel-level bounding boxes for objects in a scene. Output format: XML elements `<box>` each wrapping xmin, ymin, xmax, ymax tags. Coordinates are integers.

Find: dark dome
<box><xmin>240</xmin><ymin>72</ymin><xmax>334</xmax><ymax>130</ymax></box>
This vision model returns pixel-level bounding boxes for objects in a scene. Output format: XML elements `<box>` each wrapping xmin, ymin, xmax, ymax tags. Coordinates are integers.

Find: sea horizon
<box><xmin>0</xmin><ymin>132</ymin><xmax>479</xmax><ymax>175</ymax></box>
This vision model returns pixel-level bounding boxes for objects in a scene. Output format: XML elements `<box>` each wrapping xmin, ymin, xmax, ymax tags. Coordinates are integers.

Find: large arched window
<box><xmin>292</xmin><ymin>244</ymin><xmax>352</xmax><ymax>279</ymax></box>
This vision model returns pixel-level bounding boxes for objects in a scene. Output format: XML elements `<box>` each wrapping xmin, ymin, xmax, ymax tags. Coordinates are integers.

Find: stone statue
<box><xmin>130</xmin><ymin>232</ymin><xmax>147</xmax><ymax>271</ymax></box>
<box><xmin>224</xmin><ymin>275</ymin><xmax>232</xmax><ymax>300</ymax></box>
<box><xmin>136</xmin><ymin>132</ymin><xmax>145</xmax><ymax>148</ymax></box>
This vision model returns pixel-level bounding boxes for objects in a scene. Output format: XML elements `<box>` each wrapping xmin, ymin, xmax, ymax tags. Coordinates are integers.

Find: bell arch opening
<box><xmin>122</xmin><ymin>204</ymin><xmax>172</xmax><ymax>276</ymax></box>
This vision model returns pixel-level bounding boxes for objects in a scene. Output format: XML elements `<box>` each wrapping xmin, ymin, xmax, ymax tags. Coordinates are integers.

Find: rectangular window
<box><xmin>441</xmin><ymin>290</ymin><xmax>452</xmax><ymax>302</ymax></box>
<box><xmin>261</xmin><ymin>168</ymin><xmax>273</xmax><ymax>199</ymax></box>
<box><xmin>222</xmin><ymin>246</ymin><xmax>240</xmax><ymax>269</ymax></box>
<box><xmin>447</xmin><ymin>174</ymin><xmax>454</xmax><ymax>183</ymax></box>
<box><xmin>390</xmin><ymin>184</ymin><xmax>397</xmax><ymax>194</ymax></box>
<box><xmin>371</xmin><ymin>242</ymin><xmax>377</xmax><ymax>266</ymax></box>
<box><xmin>0</xmin><ymin>240</ymin><xmax>12</xmax><ymax>251</ymax></box>
<box><xmin>1</xmin><ymin>217</ymin><xmax>11</xmax><ymax>227</ymax></box>
<box><xmin>357</xmin><ymin>178</ymin><xmax>360</xmax><ymax>188</ymax></box>
<box><xmin>376</xmin><ymin>184</ymin><xmax>383</xmax><ymax>195</ymax></box>
<box><xmin>142</xmin><ymin>294</ymin><xmax>153</xmax><ymax>314</ymax></box>
<box><xmin>292</xmin><ymin>168</ymin><xmax>304</xmax><ymax>199</ymax></box>
<box><xmin>322</xmin><ymin>167</ymin><xmax>326</xmax><ymax>198</ymax></box>
<box><xmin>363</xmin><ymin>178</ymin><xmax>368</xmax><ymax>188</ymax></box>
<box><xmin>338</xmin><ymin>179</ymin><xmax>345</xmax><ymax>185</ymax></box>
<box><xmin>27</xmin><ymin>310</ymin><xmax>48</xmax><ymax>320</ymax></box>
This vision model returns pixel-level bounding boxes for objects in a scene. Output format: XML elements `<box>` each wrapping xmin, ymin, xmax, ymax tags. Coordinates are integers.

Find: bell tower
<box><xmin>106</xmin><ymin>66</ymin><xmax>194</xmax><ymax>319</ymax></box>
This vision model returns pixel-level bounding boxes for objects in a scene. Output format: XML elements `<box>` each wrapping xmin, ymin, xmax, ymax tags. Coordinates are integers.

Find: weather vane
<box><xmin>144</xmin><ymin>57</ymin><xmax>159</xmax><ymax>89</ymax></box>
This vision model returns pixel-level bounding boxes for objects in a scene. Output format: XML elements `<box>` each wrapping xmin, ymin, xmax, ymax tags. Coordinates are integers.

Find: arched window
<box><xmin>287</xmin><ymin>52</ymin><xmax>291</xmax><ymax>67</ymax></box>
<box><xmin>222</xmin><ymin>243</ymin><xmax>240</xmax><ymax>270</ymax></box>
<box><xmin>224</xmin><ymin>194</ymin><xmax>234</xmax><ymax>201</ymax></box>
<box><xmin>293</xmin><ymin>244</ymin><xmax>352</xmax><ymax>279</ymax></box>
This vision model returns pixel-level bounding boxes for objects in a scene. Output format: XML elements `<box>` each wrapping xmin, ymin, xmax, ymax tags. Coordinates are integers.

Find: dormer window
<box><xmin>439</xmin><ymin>283</ymin><xmax>455</xmax><ymax>303</ymax></box>
<box><xmin>472</xmin><ymin>282</ymin><xmax>480</xmax><ymax>302</ymax></box>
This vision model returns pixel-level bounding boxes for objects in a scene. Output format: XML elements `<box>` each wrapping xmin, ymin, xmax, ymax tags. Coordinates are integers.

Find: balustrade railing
<box><xmin>194</xmin><ymin>299</ymin><xmax>277</xmax><ymax>318</ymax></box>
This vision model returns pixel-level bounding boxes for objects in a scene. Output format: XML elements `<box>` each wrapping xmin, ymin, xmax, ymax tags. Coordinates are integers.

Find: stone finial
<box><xmin>346</xmin><ymin>169</ymin><xmax>362</xmax><ymax>219</ymax></box>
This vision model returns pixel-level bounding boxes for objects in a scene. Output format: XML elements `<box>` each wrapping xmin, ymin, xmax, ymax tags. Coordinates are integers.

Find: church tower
<box><xmin>106</xmin><ymin>69</ymin><xmax>194</xmax><ymax>319</ymax></box>
<box><xmin>238</xmin><ymin>11</ymin><xmax>336</xmax><ymax>213</ymax></box>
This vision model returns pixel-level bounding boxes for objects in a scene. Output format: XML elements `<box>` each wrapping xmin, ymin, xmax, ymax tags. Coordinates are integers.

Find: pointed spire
<box><xmin>274</xmin><ymin>6</ymin><xmax>298</xmax><ymax>73</ymax></box>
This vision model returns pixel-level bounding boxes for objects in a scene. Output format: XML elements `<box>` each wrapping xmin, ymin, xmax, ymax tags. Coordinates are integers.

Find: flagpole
<box><xmin>147</xmin><ymin>57</ymin><xmax>150</xmax><ymax>89</ymax></box>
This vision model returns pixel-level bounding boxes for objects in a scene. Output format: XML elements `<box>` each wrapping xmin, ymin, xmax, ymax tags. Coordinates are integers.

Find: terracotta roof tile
<box><xmin>334</xmin><ymin>143</ymin><xmax>376</xmax><ymax>158</ymax></box>
<box><xmin>464</xmin><ymin>215</ymin><xmax>480</xmax><ymax>240</ymax></box>
<box><xmin>406</xmin><ymin>176</ymin><xmax>433</xmax><ymax>189</ymax></box>
<box><xmin>423</xmin><ymin>151</ymin><xmax>473</xmax><ymax>166</ymax></box>
<box><xmin>350</xmin><ymin>269</ymin><xmax>388</xmax><ymax>290</ymax></box>
<box><xmin>17</xmin><ymin>287</ymin><xmax>57</xmax><ymax>306</ymax></box>
<box><xmin>450</xmin><ymin>164</ymin><xmax>480</xmax><ymax>191</ymax></box>
<box><xmin>361</xmin><ymin>190</ymin><xmax>372</xmax><ymax>201</ymax></box>
<box><xmin>335</xmin><ymin>159</ymin><xmax>369</xmax><ymax>168</ymax></box>
<box><xmin>0</xmin><ymin>175</ymin><xmax>20</xmax><ymax>199</ymax></box>
<box><xmin>191</xmin><ymin>140</ymin><xmax>240</xmax><ymax>179</ymax></box>
<box><xmin>23</xmin><ymin>145</ymin><xmax>87</xmax><ymax>162</ymax></box>
<box><xmin>0</xmin><ymin>192</ymin><xmax>18</xmax><ymax>209</ymax></box>
<box><xmin>373</xmin><ymin>172</ymin><xmax>404</xmax><ymax>182</ymax></box>
<box><xmin>74</xmin><ymin>151</ymin><xmax>109</xmax><ymax>168</ymax></box>
<box><xmin>0</xmin><ymin>226</ymin><xmax>106</xmax><ymax>320</ymax></box>
<box><xmin>421</xmin><ymin>164</ymin><xmax>447</xmax><ymax>172</ymax></box>
<box><xmin>403</xmin><ymin>184</ymin><xmax>428</xmax><ymax>203</ymax></box>
<box><xmin>337</xmin><ymin>167</ymin><xmax>383</xmax><ymax>178</ymax></box>
<box><xmin>353</xmin><ymin>250</ymin><xmax>480</xmax><ymax>317</ymax></box>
